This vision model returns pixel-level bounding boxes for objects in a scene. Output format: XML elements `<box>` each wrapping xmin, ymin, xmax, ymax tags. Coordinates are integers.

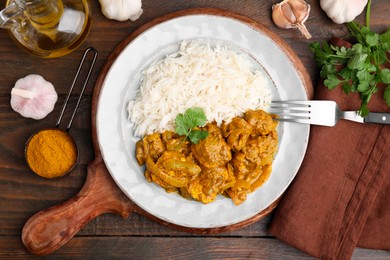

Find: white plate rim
<box><xmin>95</xmin><ymin>9</ymin><xmax>311</xmax><ymax>229</ymax></box>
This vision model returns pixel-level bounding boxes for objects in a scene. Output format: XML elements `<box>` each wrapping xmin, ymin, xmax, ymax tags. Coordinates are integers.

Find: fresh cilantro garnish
<box><xmin>175</xmin><ymin>107</ymin><xmax>208</xmax><ymax>144</ymax></box>
<box><xmin>309</xmin><ymin>0</ymin><xmax>390</xmax><ymax>116</ymax></box>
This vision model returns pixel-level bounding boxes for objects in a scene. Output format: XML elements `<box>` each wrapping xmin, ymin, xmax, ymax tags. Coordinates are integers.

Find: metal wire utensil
<box><xmin>25</xmin><ymin>47</ymin><xmax>98</xmax><ymax>178</ymax></box>
<box><xmin>56</xmin><ymin>47</ymin><xmax>98</xmax><ymax>130</ymax></box>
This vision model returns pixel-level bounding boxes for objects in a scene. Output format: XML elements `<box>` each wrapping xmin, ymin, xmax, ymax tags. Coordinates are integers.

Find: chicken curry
<box><xmin>135</xmin><ymin>109</ymin><xmax>278</xmax><ymax>205</ymax></box>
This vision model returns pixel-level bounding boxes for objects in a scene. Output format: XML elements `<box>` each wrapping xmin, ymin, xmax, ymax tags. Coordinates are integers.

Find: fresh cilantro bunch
<box><xmin>310</xmin><ymin>14</ymin><xmax>390</xmax><ymax>116</ymax></box>
<box><xmin>175</xmin><ymin>107</ymin><xmax>209</xmax><ymax>144</ymax></box>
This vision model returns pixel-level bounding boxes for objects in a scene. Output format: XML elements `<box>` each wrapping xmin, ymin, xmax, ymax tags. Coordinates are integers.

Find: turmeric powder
<box><xmin>25</xmin><ymin>129</ymin><xmax>78</xmax><ymax>178</ymax></box>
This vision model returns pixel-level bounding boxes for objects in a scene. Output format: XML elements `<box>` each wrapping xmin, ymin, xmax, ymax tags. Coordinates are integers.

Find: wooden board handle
<box><xmin>21</xmin><ymin>158</ymin><xmax>135</xmax><ymax>256</ymax></box>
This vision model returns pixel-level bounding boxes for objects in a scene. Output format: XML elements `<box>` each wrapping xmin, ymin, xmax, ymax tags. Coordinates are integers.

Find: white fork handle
<box><xmin>365</xmin><ymin>112</ymin><xmax>390</xmax><ymax>124</ymax></box>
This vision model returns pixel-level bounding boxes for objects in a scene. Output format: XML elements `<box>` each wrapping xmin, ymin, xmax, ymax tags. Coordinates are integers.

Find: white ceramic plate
<box><xmin>96</xmin><ymin>12</ymin><xmax>310</xmax><ymax>228</ymax></box>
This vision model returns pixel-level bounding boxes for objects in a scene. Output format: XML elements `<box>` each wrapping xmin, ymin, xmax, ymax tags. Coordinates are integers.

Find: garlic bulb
<box><xmin>10</xmin><ymin>74</ymin><xmax>58</xmax><ymax>120</ymax></box>
<box><xmin>320</xmin><ymin>0</ymin><xmax>368</xmax><ymax>24</ymax></box>
<box><xmin>272</xmin><ymin>0</ymin><xmax>312</xmax><ymax>39</ymax></box>
<box><xmin>99</xmin><ymin>0</ymin><xmax>143</xmax><ymax>22</ymax></box>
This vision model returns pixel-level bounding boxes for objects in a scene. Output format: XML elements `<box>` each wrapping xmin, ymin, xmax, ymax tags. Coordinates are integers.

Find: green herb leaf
<box><xmin>381</xmin><ymin>28</ymin><xmax>390</xmax><ymax>44</ymax></box>
<box><xmin>342</xmin><ymin>82</ymin><xmax>351</xmax><ymax>94</ymax></box>
<box><xmin>185</xmin><ymin>107</ymin><xmax>207</xmax><ymax>127</ymax></box>
<box><xmin>377</xmin><ymin>47</ymin><xmax>389</xmax><ymax>64</ymax></box>
<box><xmin>381</xmin><ymin>68</ymin><xmax>390</xmax><ymax>84</ymax></box>
<box><xmin>310</xmin><ymin>5</ymin><xmax>390</xmax><ymax>116</ymax></box>
<box><xmin>338</xmin><ymin>67</ymin><xmax>353</xmax><ymax>80</ymax></box>
<box><xmin>365</xmin><ymin>32</ymin><xmax>380</xmax><ymax>47</ymax></box>
<box><xmin>188</xmin><ymin>130</ymin><xmax>209</xmax><ymax>144</ymax></box>
<box><xmin>175</xmin><ymin>113</ymin><xmax>190</xmax><ymax>136</ymax></box>
<box><xmin>347</xmin><ymin>53</ymin><xmax>368</xmax><ymax>70</ymax></box>
<box><xmin>356</xmin><ymin>70</ymin><xmax>375</xmax><ymax>92</ymax></box>
<box><xmin>359</xmin><ymin>103</ymin><xmax>370</xmax><ymax>117</ymax></box>
<box><xmin>175</xmin><ymin>107</ymin><xmax>208</xmax><ymax>144</ymax></box>
<box><xmin>324</xmin><ymin>75</ymin><xmax>341</xmax><ymax>90</ymax></box>
<box><xmin>384</xmin><ymin>86</ymin><xmax>390</xmax><ymax>107</ymax></box>
<box><xmin>320</xmin><ymin>64</ymin><xmax>336</xmax><ymax>78</ymax></box>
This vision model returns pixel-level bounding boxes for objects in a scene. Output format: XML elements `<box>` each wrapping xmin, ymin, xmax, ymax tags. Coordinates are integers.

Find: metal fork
<box><xmin>270</xmin><ymin>100</ymin><xmax>390</xmax><ymax>126</ymax></box>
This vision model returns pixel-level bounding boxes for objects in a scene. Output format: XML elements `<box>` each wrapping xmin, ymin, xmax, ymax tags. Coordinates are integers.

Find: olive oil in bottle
<box><xmin>1</xmin><ymin>0</ymin><xmax>91</xmax><ymax>58</ymax></box>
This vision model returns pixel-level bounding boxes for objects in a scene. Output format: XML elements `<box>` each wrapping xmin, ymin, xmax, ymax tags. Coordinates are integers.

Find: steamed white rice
<box><xmin>127</xmin><ymin>40</ymin><xmax>271</xmax><ymax>137</ymax></box>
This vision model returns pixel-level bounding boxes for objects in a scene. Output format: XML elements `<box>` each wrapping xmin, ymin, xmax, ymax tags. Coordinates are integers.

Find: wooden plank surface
<box><xmin>0</xmin><ymin>0</ymin><xmax>389</xmax><ymax>258</ymax></box>
<box><xmin>1</xmin><ymin>236</ymin><xmax>390</xmax><ymax>259</ymax></box>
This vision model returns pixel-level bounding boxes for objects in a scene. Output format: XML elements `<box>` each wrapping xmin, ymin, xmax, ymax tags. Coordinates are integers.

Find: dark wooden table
<box><xmin>1</xmin><ymin>0</ymin><xmax>389</xmax><ymax>259</ymax></box>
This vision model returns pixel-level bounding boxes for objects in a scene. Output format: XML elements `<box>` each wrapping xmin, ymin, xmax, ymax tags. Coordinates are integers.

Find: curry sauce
<box><xmin>135</xmin><ymin>109</ymin><xmax>278</xmax><ymax>205</ymax></box>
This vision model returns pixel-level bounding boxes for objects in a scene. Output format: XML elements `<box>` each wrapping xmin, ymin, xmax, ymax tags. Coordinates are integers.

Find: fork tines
<box><xmin>270</xmin><ymin>101</ymin><xmax>312</xmax><ymax>123</ymax></box>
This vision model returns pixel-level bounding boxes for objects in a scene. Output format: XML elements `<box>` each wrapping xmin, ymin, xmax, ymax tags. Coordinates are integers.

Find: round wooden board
<box><xmin>21</xmin><ymin>8</ymin><xmax>313</xmax><ymax>256</ymax></box>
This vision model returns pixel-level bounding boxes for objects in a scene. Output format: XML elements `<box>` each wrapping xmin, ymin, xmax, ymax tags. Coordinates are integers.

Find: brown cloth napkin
<box><xmin>269</xmin><ymin>41</ymin><xmax>390</xmax><ymax>259</ymax></box>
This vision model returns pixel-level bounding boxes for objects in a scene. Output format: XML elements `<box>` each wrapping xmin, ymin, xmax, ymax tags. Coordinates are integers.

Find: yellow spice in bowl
<box><xmin>25</xmin><ymin>129</ymin><xmax>78</xmax><ymax>178</ymax></box>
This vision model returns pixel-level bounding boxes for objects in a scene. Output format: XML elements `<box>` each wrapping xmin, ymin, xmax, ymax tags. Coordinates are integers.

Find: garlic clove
<box><xmin>323</xmin><ymin>5</ymin><xmax>347</xmax><ymax>24</ymax></box>
<box><xmin>10</xmin><ymin>74</ymin><xmax>58</xmax><ymax>120</ymax></box>
<box><xmin>99</xmin><ymin>0</ymin><xmax>143</xmax><ymax>22</ymax></box>
<box><xmin>127</xmin><ymin>0</ymin><xmax>143</xmax><ymax>21</ymax></box>
<box><xmin>288</xmin><ymin>0</ymin><xmax>310</xmax><ymax>24</ymax></box>
<box><xmin>272</xmin><ymin>0</ymin><xmax>312</xmax><ymax>39</ymax></box>
<box><xmin>320</xmin><ymin>0</ymin><xmax>368</xmax><ymax>24</ymax></box>
<box><xmin>272</xmin><ymin>2</ymin><xmax>294</xmax><ymax>29</ymax></box>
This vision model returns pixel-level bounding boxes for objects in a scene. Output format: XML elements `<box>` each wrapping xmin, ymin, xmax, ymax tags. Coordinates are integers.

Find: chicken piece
<box><xmin>183</xmin><ymin>164</ymin><xmax>235</xmax><ymax>204</ymax></box>
<box><xmin>162</xmin><ymin>130</ymin><xmax>191</xmax><ymax>155</ymax></box>
<box><xmin>244</xmin><ymin>109</ymin><xmax>278</xmax><ymax>136</ymax></box>
<box><xmin>230</xmin><ymin>151</ymin><xmax>262</xmax><ymax>204</ymax></box>
<box><xmin>145</xmin><ymin>170</ymin><xmax>178</xmax><ymax>193</ymax></box>
<box><xmin>135</xmin><ymin>133</ymin><xmax>166</xmax><ymax>165</ymax></box>
<box><xmin>243</xmin><ymin>132</ymin><xmax>278</xmax><ymax>166</ymax></box>
<box><xmin>232</xmin><ymin>152</ymin><xmax>261</xmax><ymax>179</ymax></box>
<box><xmin>232</xmin><ymin>133</ymin><xmax>278</xmax><ymax>183</ymax></box>
<box><xmin>146</xmin><ymin>151</ymin><xmax>201</xmax><ymax>188</ymax></box>
<box><xmin>161</xmin><ymin>131</ymin><xmax>176</xmax><ymax>142</ymax></box>
<box><xmin>227</xmin><ymin>163</ymin><xmax>274</xmax><ymax>205</ymax></box>
<box><xmin>250</xmin><ymin>164</ymin><xmax>273</xmax><ymax>192</ymax></box>
<box><xmin>228</xmin><ymin>131</ymin><xmax>278</xmax><ymax>205</ymax></box>
<box><xmin>135</xmin><ymin>140</ymin><xmax>146</xmax><ymax>165</ymax></box>
<box><xmin>221</xmin><ymin>117</ymin><xmax>253</xmax><ymax>152</ymax></box>
<box><xmin>226</xmin><ymin>179</ymin><xmax>251</xmax><ymax>205</ymax></box>
<box><xmin>191</xmin><ymin>123</ymin><xmax>232</xmax><ymax>168</ymax></box>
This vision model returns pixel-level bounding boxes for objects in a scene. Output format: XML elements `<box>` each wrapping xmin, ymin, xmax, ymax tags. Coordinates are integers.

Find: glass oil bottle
<box><xmin>0</xmin><ymin>0</ymin><xmax>91</xmax><ymax>58</ymax></box>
